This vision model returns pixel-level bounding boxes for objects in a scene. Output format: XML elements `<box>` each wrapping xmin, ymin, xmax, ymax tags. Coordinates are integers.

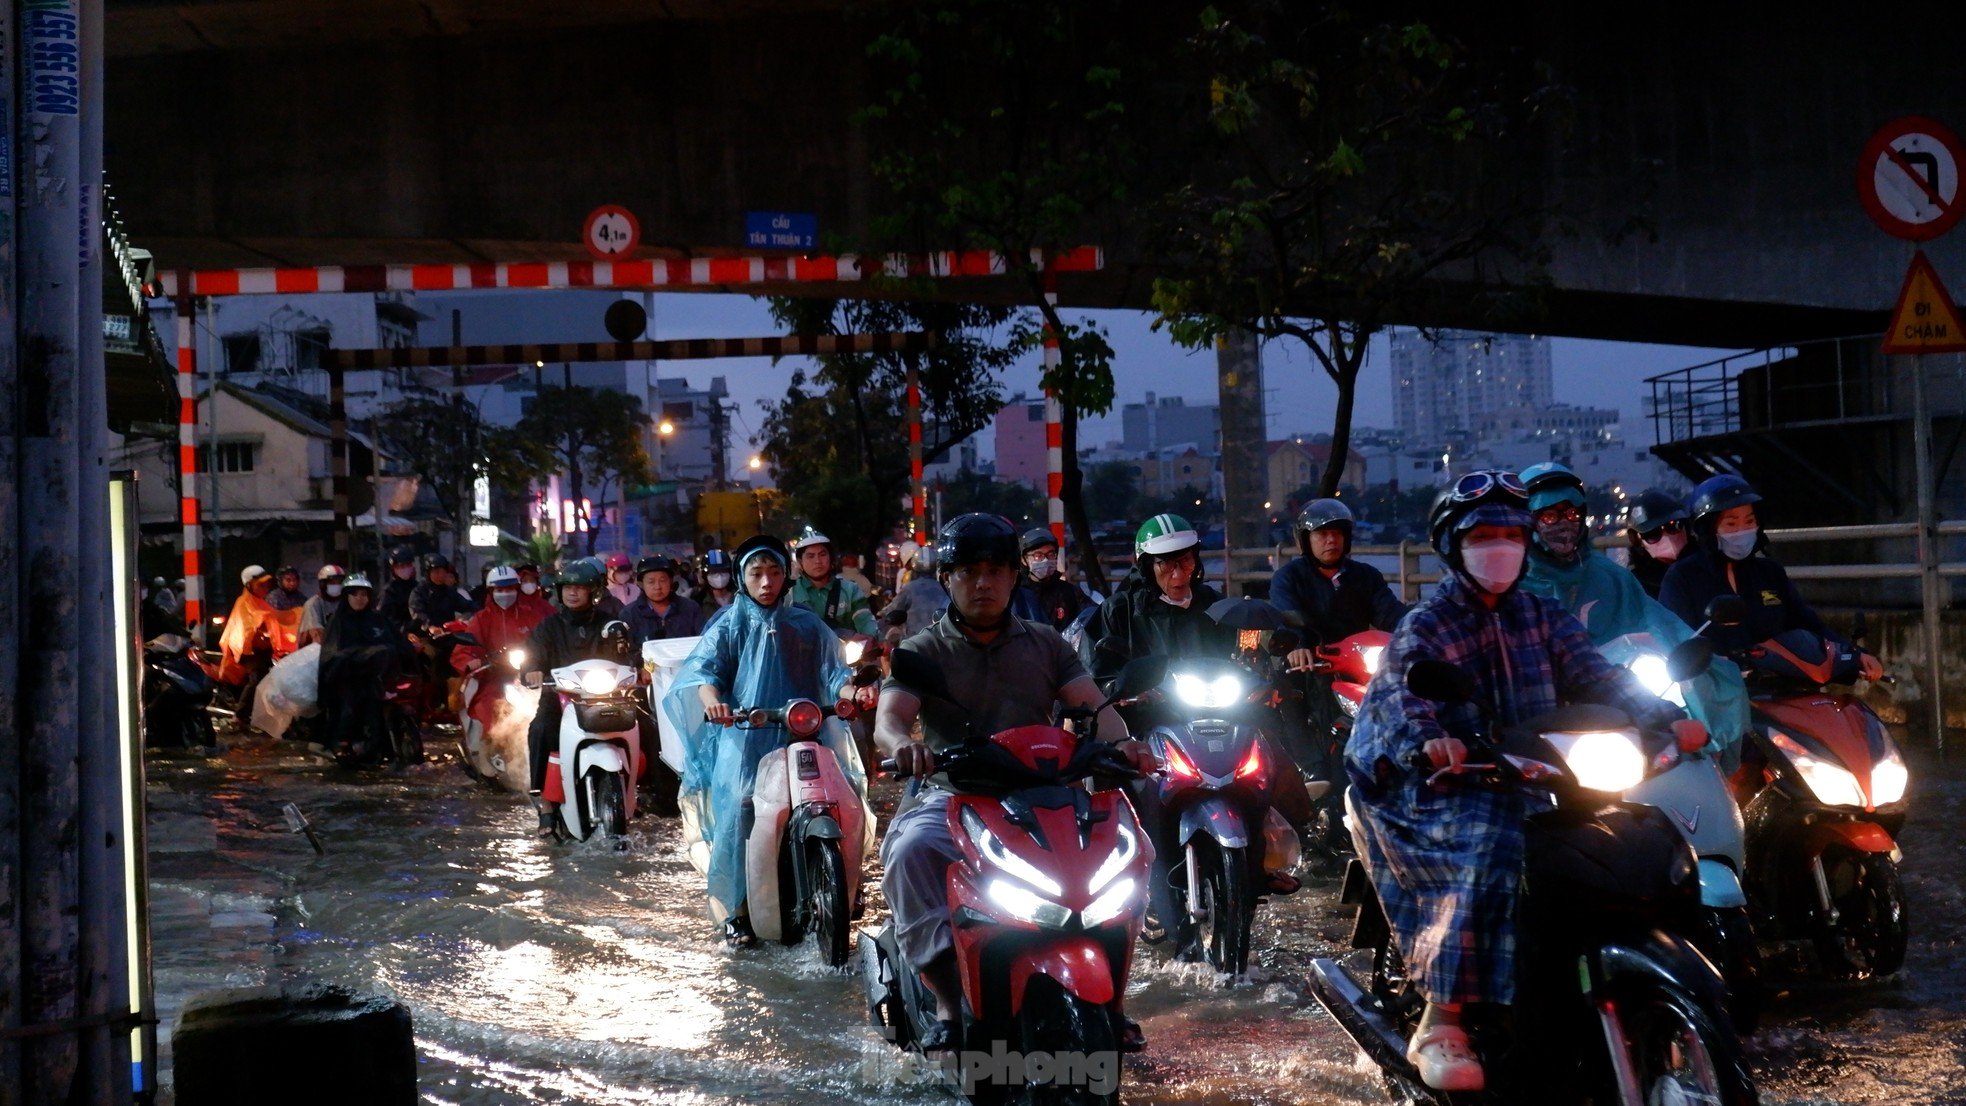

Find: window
<box><xmin>214</xmin><ymin>441</ymin><xmax>257</xmax><ymax>473</ymax></box>
<box><xmin>223</xmin><ymin>333</ymin><xmax>261</xmax><ymax>374</ymax></box>
<box><xmin>295</xmin><ymin>328</ymin><xmax>330</xmax><ymax>370</ymax></box>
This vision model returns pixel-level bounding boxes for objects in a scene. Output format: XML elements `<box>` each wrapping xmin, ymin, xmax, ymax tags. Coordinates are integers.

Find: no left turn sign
<box><xmin>1858</xmin><ymin>116</ymin><xmax>1965</xmax><ymax>241</ymax></box>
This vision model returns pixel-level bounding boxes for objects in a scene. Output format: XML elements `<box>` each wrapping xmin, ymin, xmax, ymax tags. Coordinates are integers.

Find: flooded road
<box><xmin>146</xmin><ymin>736</ymin><xmax>1966</xmax><ymax>1104</ymax></box>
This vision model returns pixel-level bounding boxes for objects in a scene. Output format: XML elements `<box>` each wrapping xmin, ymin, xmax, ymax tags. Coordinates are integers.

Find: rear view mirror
<box><xmin>889</xmin><ymin>647</ymin><xmax>953</xmax><ymax>702</ymax></box>
<box><xmin>1666</xmin><ymin>637</ymin><xmax>1715</xmax><ymax>683</ymax></box>
<box><xmin>1703</xmin><ymin>596</ymin><xmax>1747</xmax><ymax>628</ymax></box>
<box><xmin>851</xmin><ymin>663</ymin><xmax>883</xmax><ymax>688</ymax></box>
<box><xmin>1266</xmin><ymin>628</ymin><xmax>1302</xmax><ymax>656</ymax></box>
<box><xmin>1405</xmin><ymin>659</ymin><xmax>1476</xmax><ymax>704</ymax></box>
<box><xmin>1110</xmin><ymin>655</ymin><xmax>1168</xmax><ymax>702</ymax></box>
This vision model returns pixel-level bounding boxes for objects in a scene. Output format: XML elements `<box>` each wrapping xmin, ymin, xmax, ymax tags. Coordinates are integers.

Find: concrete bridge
<box><xmin>109</xmin><ymin>1</ymin><xmax>1966</xmax><ymax>347</ymax></box>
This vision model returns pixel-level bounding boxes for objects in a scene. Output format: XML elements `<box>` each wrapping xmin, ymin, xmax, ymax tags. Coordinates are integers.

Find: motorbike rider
<box><xmin>511</xmin><ymin>562</ymin><xmax>557</xmax><ymax>621</ymax></box>
<box><xmin>296</xmin><ymin>564</ymin><xmax>346</xmax><ymax>648</ymax></box>
<box><xmin>522</xmin><ymin>559</ymin><xmax>635</xmax><ymax>834</ymax></box>
<box><xmin>458</xmin><ymin>566</ymin><xmax>546</xmax><ymax>659</ymax></box>
<box><xmin>877</xmin><ymin>513</ymin><xmax>1157</xmax><ymax>1055</ymax></box>
<box><xmin>1347</xmin><ymin>471</ymin><xmax>1691</xmax><ymax>1093</ymax></box>
<box><xmin>660</xmin><ymin>534</ymin><xmax>877</xmax><ymax>947</ymax></box>
<box><xmin>698</xmin><ymin>549</ymin><xmax>738</xmax><ymax>617</ymax></box>
<box><xmin>1659</xmin><ymin>474</ymin><xmax>1885</xmax><ymax>679</ymax></box>
<box><xmin>1517</xmin><ymin>462</ymin><xmax>1752</xmax><ymax>767</ymax></box>
<box><xmin>839</xmin><ymin>552</ymin><xmax>878</xmax><ymax>597</ymax></box>
<box><xmin>623</xmin><ymin>555</ymin><xmax>706</xmax><ymax>643</ymax></box>
<box><xmin>881</xmin><ymin>545</ymin><xmax>949</xmax><ymax>644</ymax></box>
<box><xmin>267</xmin><ymin>565</ymin><xmax>309</xmax><ymax>612</ymax></box>
<box><xmin>317</xmin><ymin>574</ymin><xmax>408</xmax><ymax>759</ymax></box>
<box><xmin>379</xmin><ymin>545</ymin><xmax>420</xmax><ymax>630</ymax></box>
<box><xmin>789</xmin><ymin>526</ymin><xmax>880</xmax><ymax>638</ymax></box>
<box><xmin>604</xmin><ymin>553</ymin><xmax>640</xmax><ymax>610</ymax></box>
<box><xmin>1626</xmin><ymin>488</ymin><xmax>1692</xmax><ymax>599</ymax></box>
<box><xmin>218</xmin><ymin>564</ymin><xmax>294</xmax><ymax>731</ymax></box>
<box><xmin>1017</xmin><ymin>527</ymin><xmax>1090</xmax><ymax>631</ymax></box>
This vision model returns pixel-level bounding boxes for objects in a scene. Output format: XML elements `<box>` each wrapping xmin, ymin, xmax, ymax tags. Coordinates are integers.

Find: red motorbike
<box><xmin>1738</xmin><ymin>628</ymin><xmax>1910</xmax><ymax>977</ymax></box>
<box><xmin>1302</xmin><ymin>628</ymin><xmax>1389</xmax><ymax>854</ymax></box>
<box><xmin>860</xmin><ymin>655</ymin><xmax>1160</xmax><ymax>1104</ymax></box>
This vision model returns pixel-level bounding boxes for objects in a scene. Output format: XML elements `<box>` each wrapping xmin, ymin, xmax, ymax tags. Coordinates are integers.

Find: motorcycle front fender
<box><xmin>1178</xmin><ymin>796</ymin><xmax>1249</xmax><ymax>849</ymax></box>
<box><xmin>1589</xmin><ymin>930</ymin><xmax>1732</xmax><ymax>1020</ymax></box>
<box><xmin>576</xmin><ymin>740</ymin><xmax>628</xmax><ymax>776</ymax></box>
<box><xmin>1802</xmin><ymin>817</ymin><xmax>1899</xmax><ymax>857</ymax></box>
<box><xmin>1008</xmin><ymin>936</ymin><xmax>1116</xmax><ymax>1016</ymax></box>
<box><xmin>1697</xmin><ymin>859</ymin><xmax>1748</xmax><ymax>909</ymax></box>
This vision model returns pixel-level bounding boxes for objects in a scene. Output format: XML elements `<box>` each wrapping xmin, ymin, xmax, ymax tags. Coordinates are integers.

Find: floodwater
<box><xmin>146</xmin><ymin>735</ymin><xmax>1966</xmax><ymax>1104</ymax></box>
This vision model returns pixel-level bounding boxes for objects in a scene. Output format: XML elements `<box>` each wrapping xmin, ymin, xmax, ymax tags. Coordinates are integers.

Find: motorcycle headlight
<box><xmin>1360</xmin><ymin>645</ymin><xmax>1386</xmax><ymax>676</ymax></box>
<box><xmin>962</xmin><ymin>806</ymin><xmax>1063</xmax><ymax>896</ymax></box>
<box><xmin>1173</xmin><ymin>672</ymin><xmax>1244</xmax><ymax>709</ymax></box>
<box><xmin>1337</xmin><ymin>695</ymin><xmax>1360</xmax><ymax>719</ymax></box>
<box><xmin>1627</xmin><ymin>653</ymin><xmax>1672</xmax><ymax>697</ymax></box>
<box><xmin>1550</xmin><ymin>730</ymin><xmax>1647</xmax><ymax>792</ymax></box>
<box><xmin>1871</xmin><ymin>751</ymin><xmax>1909</xmax><ymax>806</ymax></box>
<box><xmin>579</xmin><ymin>668</ymin><xmax>621</xmax><ymax>696</ymax></box>
<box><xmin>986</xmin><ymin>879</ymin><xmax>1072</xmax><ymax>929</ymax></box>
<box><xmin>842</xmin><ymin>639</ymin><xmax>866</xmax><ymax>666</ymax></box>
<box><xmin>1080</xmin><ymin>877</ymin><xmax>1140</xmax><ymax>928</ymax></box>
<box><xmin>1088</xmin><ymin>820</ymin><xmax>1139</xmax><ymax>894</ymax></box>
<box><xmin>1769</xmin><ymin>731</ymin><xmax>1867</xmax><ymax>807</ymax></box>
<box><xmin>506</xmin><ymin>647</ymin><xmax>528</xmax><ymax>670</ymax></box>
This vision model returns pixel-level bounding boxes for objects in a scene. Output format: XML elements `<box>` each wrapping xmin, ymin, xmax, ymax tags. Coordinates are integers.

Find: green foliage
<box><xmin>936</xmin><ymin>470</ymin><xmax>1045</xmax><ymax>528</ymax></box>
<box><xmin>757</xmin><ymin>298</ymin><xmax>1016</xmax><ymax>561</ymax></box>
<box><xmin>1082</xmin><ymin>461</ymin><xmax>1141</xmax><ymax>523</ymax></box>
<box><xmin>375</xmin><ymin>394</ymin><xmax>547</xmax><ymax>528</ymax></box>
<box><xmin>514</xmin><ymin>385</ymin><xmax>655</xmax><ymax>555</ymax></box>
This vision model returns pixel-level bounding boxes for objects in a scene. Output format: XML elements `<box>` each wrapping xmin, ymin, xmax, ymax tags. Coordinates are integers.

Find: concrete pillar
<box><xmin>1217</xmin><ymin>328</ymin><xmax>1267</xmax><ymax>575</ymax></box>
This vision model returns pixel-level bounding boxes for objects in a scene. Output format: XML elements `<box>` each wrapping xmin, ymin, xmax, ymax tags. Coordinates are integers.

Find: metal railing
<box><xmin>1641</xmin><ymin>336</ymin><xmax>1894</xmax><ymax>446</ymax></box>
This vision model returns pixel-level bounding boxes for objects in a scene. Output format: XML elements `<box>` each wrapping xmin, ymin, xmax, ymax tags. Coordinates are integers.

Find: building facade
<box><xmin>1391</xmin><ymin>329</ymin><xmax>1556</xmax><ymax>452</ymax></box>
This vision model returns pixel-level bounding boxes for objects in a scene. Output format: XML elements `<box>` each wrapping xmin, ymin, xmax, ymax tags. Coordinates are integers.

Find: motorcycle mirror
<box><xmin>1111</xmin><ymin>655</ymin><xmax>1169</xmax><ymax>702</ymax></box>
<box><xmin>1703</xmin><ymin>595</ymin><xmax>1747</xmax><ymax>628</ymax></box>
<box><xmin>852</xmin><ymin>663</ymin><xmax>883</xmax><ymax>688</ymax></box>
<box><xmin>1405</xmin><ymin>658</ymin><xmax>1476</xmax><ymax>704</ymax></box>
<box><xmin>1266</xmin><ymin>627</ymin><xmax>1302</xmax><ymax>656</ymax></box>
<box><xmin>1666</xmin><ymin>637</ymin><xmax>1716</xmax><ymax>683</ymax></box>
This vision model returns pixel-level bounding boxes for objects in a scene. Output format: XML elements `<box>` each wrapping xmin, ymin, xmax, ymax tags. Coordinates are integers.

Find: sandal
<box><xmin>724</xmin><ymin>915</ymin><xmax>759</xmax><ymax>950</ymax></box>
<box><xmin>1407</xmin><ymin>1025</ymin><xmax>1484</xmax><ymax>1092</ymax></box>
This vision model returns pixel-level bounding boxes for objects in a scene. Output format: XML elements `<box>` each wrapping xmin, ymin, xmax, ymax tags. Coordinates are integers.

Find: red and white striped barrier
<box><xmin>908</xmin><ymin>368</ymin><xmax>926</xmax><ymax>545</ymax></box>
<box><xmin>175</xmin><ymin>306</ymin><xmax>204</xmax><ymax>639</ymax></box>
<box><xmin>1042</xmin><ymin>271</ymin><xmax>1067</xmax><ymax>549</ymax></box>
<box><xmin>158</xmin><ymin>247</ymin><xmax>1104</xmax><ymax>298</ymax></box>
<box><xmin>329</xmin><ymin>331</ymin><xmax>936</xmax><ymax>369</ymax></box>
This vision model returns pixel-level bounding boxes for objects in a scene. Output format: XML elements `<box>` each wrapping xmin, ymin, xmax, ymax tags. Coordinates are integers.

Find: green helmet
<box><xmin>556</xmin><ymin>559</ymin><xmax>605</xmax><ymax>589</ymax></box>
<box><xmin>1135</xmin><ymin>513</ymin><xmax>1200</xmax><ymax>558</ymax></box>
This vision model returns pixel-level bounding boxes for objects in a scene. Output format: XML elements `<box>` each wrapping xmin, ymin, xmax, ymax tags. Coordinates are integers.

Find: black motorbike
<box><xmin>143</xmin><ymin>633</ymin><xmax>217</xmax><ymax>751</ymax></box>
<box><xmin>1308</xmin><ymin>656</ymin><xmax>1757</xmax><ymax>1106</ymax></box>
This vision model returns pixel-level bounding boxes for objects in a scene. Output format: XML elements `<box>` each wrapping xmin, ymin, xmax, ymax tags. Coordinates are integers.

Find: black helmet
<box><xmin>422</xmin><ymin>552</ymin><xmax>452</xmax><ymax>572</ymax></box>
<box><xmin>1627</xmin><ymin>489</ymin><xmax>1690</xmax><ymax>537</ymax></box>
<box><xmin>935</xmin><ymin>513</ymin><xmax>1020</xmax><ymax>573</ymax></box>
<box><xmin>388</xmin><ymin>544</ymin><xmax>416</xmax><ymax>564</ymax></box>
<box><xmin>556</xmin><ymin>559</ymin><xmax>605</xmax><ymax>588</ymax></box>
<box><xmin>1427</xmin><ymin>470</ymin><xmax>1531</xmax><ymax>560</ymax></box>
<box><xmin>1689</xmin><ymin>474</ymin><xmax>1761</xmax><ymax>523</ymax></box>
<box><xmin>635</xmin><ymin>555</ymin><xmax>680</xmax><ymax>578</ymax></box>
<box><xmin>275</xmin><ymin>564</ymin><xmax>300</xmax><ymax>580</ymax></box>
<box><xmin>1296</xmin><ymin>498</ymin><xmax>1353</xmax><ymax>560</ymax></box>
<box><xmin>1020</xmin><ymin>527</ymin><xmax>1059</xmax><ymax>556</ymax></box>
<box><xmin>701</xmin><ymin>548</ymin><xmax>732</xmax><ymax>573</ymax></box>
<box><xmin>731</xmin><ymin>534</ymin><xmax>792</xmax><ymax>572</ymax></box>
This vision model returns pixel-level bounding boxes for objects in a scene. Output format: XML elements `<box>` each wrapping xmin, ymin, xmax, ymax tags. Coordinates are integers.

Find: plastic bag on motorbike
<box><xmin>644</xmin><ymin>636</ymin><xmax>702</xmax><ymax>776</ymax></box>
<box><xmin>251</xmin><ymin>643</ymin><xmax>321</xmax><ymax>738</ymax></box>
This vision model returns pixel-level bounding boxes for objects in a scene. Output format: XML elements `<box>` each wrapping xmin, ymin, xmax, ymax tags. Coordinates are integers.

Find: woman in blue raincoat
<box><xmin>662</xmin><ymin>533</ymin><xmax>872</xmax><ymax>948</ymax></box>
<box><xmin>1515</xmin><ymin>463</ymin><xmax>1751</xmax><ymax>770</ymax></box>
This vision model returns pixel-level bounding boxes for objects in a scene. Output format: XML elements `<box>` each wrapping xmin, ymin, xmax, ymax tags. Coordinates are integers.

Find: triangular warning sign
<box><xmin>1882</xmin><ymin>251</ymin><xmax>1966</xmax><ymax>354</ymax></box>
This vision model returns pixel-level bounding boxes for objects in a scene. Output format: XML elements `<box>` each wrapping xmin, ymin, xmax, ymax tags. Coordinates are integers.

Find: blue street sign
<box><xmin>745</xmin><ymin>211</ymin><xmax>817</xmax><ymax>250</ymax></box>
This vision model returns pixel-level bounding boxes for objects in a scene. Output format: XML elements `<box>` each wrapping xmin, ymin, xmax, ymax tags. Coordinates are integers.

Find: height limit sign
<box><xmin>1858</xmin><ymin>116</ymin><xmax>1964</xmax><ymax>242</ymax></box>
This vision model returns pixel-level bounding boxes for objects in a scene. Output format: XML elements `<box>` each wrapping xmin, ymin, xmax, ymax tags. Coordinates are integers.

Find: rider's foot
<box><xmin>534</xmin><ymin>805</ymin><xmax>560</xmax><ymax>836</ymax></box>
<box><xmin>1265</xmin><ymin>871</ymin><xmax>1302</xmax><ymax>894</ymax></box>
<box><xmin>918</xmin><ymin>1018</ymin><xmax>961</xmax><ymax>1059</ymax></box>
<box><xmin>1118</xmin><ymin>1015</ymin><xmax>1146</xmax><ymax>1053</ymax></box>
<box><xmin>724</xmin><ymin>915</ymin><xmax>759</xmax><ymax>950</ymax></box>
<box><xmin>1407</xmin><ymin>1025</ymin><xmax>1484</xmax><ymax>1092</ymax></box>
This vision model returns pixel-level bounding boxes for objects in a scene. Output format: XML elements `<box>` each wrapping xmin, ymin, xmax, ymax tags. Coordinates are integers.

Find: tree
<box><xmin>1082</xmin><ymin>461</ymin><xmax>1141</xmax><ymax>523</ymax></box>
<box><xmin>375</xmin><ymin>393</ymin><xmax>548</xmax><ymax>546</ymax></box>
<box><xmin>936</xmin><ymin>470</ymin><xmax>1045</xmax><ymax>528</ymax></box>
<box><xmin>514</xmin><ymin>385</ymin><xmax>654</xmax><ymax>555</ymax></box>
<box><xmin>756</xmin><ymin>298</ymin><xmax>1017</xmax><ymax>561</ymax></box>
<box><xmin>1151</xmin><ymin>2</ymin><xmax>1560</xmax><ymax>496</ymax></box>
<box><xmin>857</xmin><ymin>0</ymin><xmax>1132</xmax><ymax>588</ymax></box>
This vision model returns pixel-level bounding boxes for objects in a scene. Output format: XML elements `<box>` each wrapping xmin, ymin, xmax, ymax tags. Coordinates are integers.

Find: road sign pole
<box><xmin>1911</xmin><ymin>352</ymin><xmax>1947</xmax><ymax>754</ymax></box>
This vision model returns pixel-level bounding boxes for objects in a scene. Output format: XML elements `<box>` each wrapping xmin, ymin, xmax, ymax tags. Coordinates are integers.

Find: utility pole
<box><xmin>1217</xmin><ymin>327</ymin><xmax>1267</xmax><ymax>594</ymax></box>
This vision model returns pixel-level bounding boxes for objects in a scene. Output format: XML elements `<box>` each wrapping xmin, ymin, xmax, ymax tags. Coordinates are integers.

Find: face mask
<box><xmin>1159</xmin><ymin>593</ymin><xmax>1193</xmax><ymax>609</ymax></box>
<box><xmin>492</xmin><ymin>590</ymin><xmax>517</xmax><ymax>609</ymax></box>
<box><xmin>520</xmin><ymin>581</ymin><xmax>540</xmax><ymax>595</ymax></box>
<box><xmin>1642</xmin><ymin>531</ymin><xmax>1688</xmax><ymax>562</ymax></box>
<box><xmin>707</xmin><ymin>572</ymin><xmax>731</xmax><ymax>590</ymax></box>
<box><xmin>1717</xmin><ymin>527</ymin><xmax>1759</xmax><ymax>561</ymax></box>
<box><xmin>324</xmin><ymin>584</ymin><xmax>342</xmax><ymax>598</ymax></box>
<box><xmin>393</xmin><ymin>565</ymin><xmax>415</xmax><ymax>580</ymax></box>
<box><xmin>1028</xmin><ymin>558</ymin><xmax>1057</xmax><ymax>579</ymax></box>
<box><xmin>1461</xmin><ymin>538</ymin><xmax>1526</xmax><ymax>594</ymax></box>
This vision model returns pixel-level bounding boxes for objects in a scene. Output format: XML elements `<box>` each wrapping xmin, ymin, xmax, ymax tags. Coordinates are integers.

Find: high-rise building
<box><xmin>1390</xmin><ymin>330</ymin><xmax>1555</xmax><ymax>450</ymax></box>
<box><xmin>1121</xmin><ymin>392</ymin><xmax>1220</xmax><ymax>454</ymax></box>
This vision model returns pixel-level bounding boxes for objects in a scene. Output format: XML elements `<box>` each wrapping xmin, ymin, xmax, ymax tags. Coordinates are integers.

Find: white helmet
<box><xmin>240</xmin><ymin>564</ymin><xmax>270</xmax><ymax>586</ymax></box>
<box><xmin>316</xmin><ymin>563</ymin><xmax>346</xmax><ymax>581</ymax></box>
<box><xmin>342</xmin><ymin>573</ymin><xmax>374</xmax><ymax>591</ymax></box>
<box><xmin>486</xmin><ymin>566</ymin><xmax>521</xmax><ymax>589</ymax></box>
<box><xmin>791</xmin><ymin>526</ymin><xmax>833</xmax><ymax>553</ymax></box>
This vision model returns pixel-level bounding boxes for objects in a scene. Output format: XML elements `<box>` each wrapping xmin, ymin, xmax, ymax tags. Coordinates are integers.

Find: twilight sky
<box><xmin>420</xmin><ymin>291</ymin><xmax>1745</xmax><ymax>462</ymax></box>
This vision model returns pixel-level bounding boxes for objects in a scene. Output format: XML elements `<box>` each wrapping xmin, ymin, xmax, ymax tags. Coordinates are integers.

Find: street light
<box><xmin>748</xmin><ymin>454</ymin><xmax>764</xmax><ymax>470</ymax></box>
<box><xmin>658</xmin><ymin>419</ymin><xmax>676</xmax><ymax>436</ymax></box>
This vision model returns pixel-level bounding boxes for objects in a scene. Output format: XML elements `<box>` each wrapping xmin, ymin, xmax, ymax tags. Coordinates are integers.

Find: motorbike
<box><xmin>530</xmin><ymin>623</ymin><xmax>646</xmax><ymax>841</ymax></box>
<box><xmin>455</xmin><ymin>639</ymin><xmax>534</xmax><ymax>791</ymax></box>
<box><xmin>1130</xmin><ymin>627</ymin><xmax>1313</xmax><ymax>976</ymax></box>
<box><xmin>143</xmin><ymin>633</ymin><xmax>218</xmax><ymax>751</ymax></box>
<box><xmin>1308</xmin><ymin>655</ymin><xmax>1757</xmax><ymax>1106</ymax></box>
<box><xmin>1602</xmin><ymin>596</ymin><xmax>1763</xmax><ymax>1031</ymax></box>
<box><xmin>1737</xmin><ymin>627</ymin><xmax>1910</xmax><ymax>978</ymax></box>
<box><xmin>1304</xmin><ymin>628</ymin><xmax>1391</xmax><ymax>856</ymax></box>
<box><xmin>860</xmin><ymin>653</ymin><xmax>1161</xmax><ymax>1105</ymax></box>
<box><xmin>723</xmin><ymin>665</ymin><xmax>881</xmax><ymax>966</ymax></box>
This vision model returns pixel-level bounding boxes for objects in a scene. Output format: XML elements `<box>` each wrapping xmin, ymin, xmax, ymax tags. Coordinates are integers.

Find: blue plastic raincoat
<box><xmin>1521</xmin><ymin>545</ymin><xmax>1751</xmax><ymax>769</ymax></box>
<box><xmin>660</xmin><ymin>589</ymin><xmax>862</xmax><ymax>923</ymax></box>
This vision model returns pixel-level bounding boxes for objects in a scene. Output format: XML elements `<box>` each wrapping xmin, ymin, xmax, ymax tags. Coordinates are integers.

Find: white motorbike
<box><xmin>530</xmin><ymin>650</ymin><xmax>646</xmax><ymax>842</ymax></box>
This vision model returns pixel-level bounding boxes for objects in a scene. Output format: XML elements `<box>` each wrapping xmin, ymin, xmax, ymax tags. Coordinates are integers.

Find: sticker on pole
<box><xmin>1882</xmin><ymin>251</ymin><xmax>1966</xmax><ymax>354</ymax></box>
<box><xmin>1858</xmin><ymin>116</ymin><xmax>1965</xmax><ymax>242</ymax></box>
<box><xmin>584</xmin><ymin>205</ymin><xmax>641</xmax><ymax>260</ymax></box>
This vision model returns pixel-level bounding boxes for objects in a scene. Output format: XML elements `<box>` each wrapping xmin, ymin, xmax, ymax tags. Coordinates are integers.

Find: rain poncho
<box><xmin>217</xmin><ymin>589</ymin><xmax>300</xmax><ymax>685</ymax></box>
<box><xmin>1521</xmin><ymin>545</ymin><xmax>1750</xmax><ymax>769</ymax></box>
<box><xmin>660</xmin><ymin>590</ymin><xmax>867</xmax><ymax>924</ymax></box>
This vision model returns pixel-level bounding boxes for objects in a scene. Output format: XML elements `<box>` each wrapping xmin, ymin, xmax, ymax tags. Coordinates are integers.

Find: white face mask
<box><xmin>393</xmin><ymin>565</ymin><xmax>415</xmax><ymax>580</ymax></box>
<box><xmin>1159</xmin><ymin>592</ymin><xmax>1193</xmax><ymax>609</ymax></box>
<box><xmin>707</xmin><ymin>572</ymin><xmax>732</xmax><ymax>590</ymax></box>
<box><xmin>492</xmin><ymin>589</ymin><xmax>518</xmax><ymax>609</ymax></box>
<box><xmin>1028</xmin><ymin>557</ymin><xmax>1057</xmax><ymax>579</ymax></box>
<box><xmin>1461</xmin><ymin>538</ymin><xmax>1526</xmax><ymax>594</ymax></box>
<box><xmin>520</xmin><ymin>581</ymin><xmax>540</xmax><ymax>595</ymax></box>
<box><xmin>324</xmin><ymin>583</ymin><xmax>342</xmax><ymax>598</ymax></box>
<box><xmin>1641</xmin><ymin>531</ymin><xmax>1688</xmax><ymax>562</ymax></box>
<box><xmin>1717</xmin><ymin>527</ymin><xmax>1759</xmax><ymax>561</ymax></box>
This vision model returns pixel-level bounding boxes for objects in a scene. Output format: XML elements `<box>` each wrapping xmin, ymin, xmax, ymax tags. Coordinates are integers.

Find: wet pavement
<box><xmin>145</xmin><ymin>735</ymin><xmax>1966</xmax><ymax>1104</ymax></box>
